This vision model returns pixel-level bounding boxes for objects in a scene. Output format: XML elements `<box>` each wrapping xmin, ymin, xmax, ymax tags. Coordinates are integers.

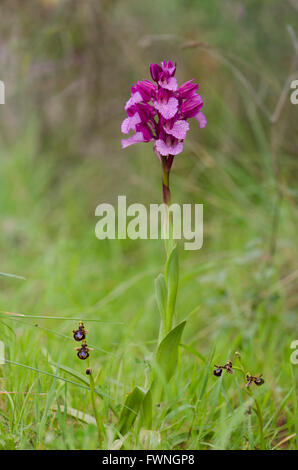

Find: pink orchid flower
<box><xmin>121</xmin><ymin>61</ymin><xmax>206</xmax><ymax>160</ymax></box>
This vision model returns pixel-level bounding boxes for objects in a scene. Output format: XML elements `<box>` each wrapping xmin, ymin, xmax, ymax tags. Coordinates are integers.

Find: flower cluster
<box><xmin>213</xmin><ymin>357</ymin><xmax>265</xmax><ymax>388</ymax></box>
<box><xmin>73</xmin><ymin>321</ymin><xmax>92</xmax><ymax>361</ymax></box>
<box><xmin>121</xmin><ymin>60</ymin><xmax>206</xmax><ymax>159</ymax></box>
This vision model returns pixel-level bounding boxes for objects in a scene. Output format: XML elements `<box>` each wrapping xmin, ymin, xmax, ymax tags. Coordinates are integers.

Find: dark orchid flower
<box><xmin>73</xmin><ymin>321</ymin><xmax>87</xmax><ymax>341</ymax></box>
<box><xmin>213</xmin><ymin>360</ymin><xmax>234</xmax><ymax>377</ymax></box>
<box><xmin>246</xmin><ymin>373</ymin><xmax>264</xmax><ymax>387</ymax></box>
<box><xmin>76</xmin><ymin>340</ymin><xmax>92</xmax><ymax>360</ymax></box>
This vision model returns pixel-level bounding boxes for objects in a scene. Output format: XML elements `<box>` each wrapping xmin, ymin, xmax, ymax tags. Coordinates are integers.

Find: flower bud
<box><xmin>150</xmin><ymin>63</ymin><xmax>162</xmax><ymax>82</ymax></box>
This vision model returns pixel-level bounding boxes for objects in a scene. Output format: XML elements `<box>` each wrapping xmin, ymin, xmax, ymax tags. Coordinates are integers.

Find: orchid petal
<box><xmin>164</xmin><ymin>120</ymin><xmax>189</xmax><ymax>140</ymax></box>
<box><xmin>155</xmin><ymin>139</ymin><xmax>183</xmax><ymax>156</ymax></box>
<box><xmin>125</xmin><ymin>91</ymin><xmax>143</xmax><ymax>111</ymax></box>
<box><xmin>121</xmin><ymin>132</ymin><xmax>147</xmax><ymax>149</ymax></box>
<box><xmin>158</xmin><ymin>76</ymin><xmax>178</xmax><ymax>92</ymax></box>
<box><xmin>194</xmin><ymin>111</ymin><xmax>207</xmax><ymax>128</ymax></box>
<box><xmin>154</xmin><ymin>97</ymin><xmax>178</xmax><ymax>119</ymax></box>
<box><xmin>121</xmin><ymin>113</ymin><xmax>141</xmax><ymax>134</ymax></box>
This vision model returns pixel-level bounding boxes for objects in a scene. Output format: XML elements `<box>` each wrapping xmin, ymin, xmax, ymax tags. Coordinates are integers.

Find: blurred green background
<box><xmin>0</xmin><ymin>0</ymin><xmax>297</xmax><ymax>450</ymax></box>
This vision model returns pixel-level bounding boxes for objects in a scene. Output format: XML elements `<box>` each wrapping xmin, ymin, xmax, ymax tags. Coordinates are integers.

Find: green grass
<box><xmin>0</xmin><ymin>115</ymin><xmax>297</xmax><ymax>450</ymax></box>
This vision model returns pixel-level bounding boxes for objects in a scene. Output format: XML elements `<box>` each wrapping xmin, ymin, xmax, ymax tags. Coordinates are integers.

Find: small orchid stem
<box><xmin>87</xmin><ymin>358</ymin><xmax>103</xmax><ymax>446</ymax></box>
<box><xmin>234</xmin><ymin>361</ymin><xmax>265</xmax><ymax>449</ymax></box>
<box><xmin>253</xmin><ymin>396</ymin><xmax>265</xmax><ymax>449</ymax></box>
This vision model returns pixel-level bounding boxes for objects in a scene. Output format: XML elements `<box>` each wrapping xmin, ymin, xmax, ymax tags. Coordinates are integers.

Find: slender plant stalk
<box><xmin>87</xmin><ymin>358</ymin><xmax>103</xmax><ymax>445</ymax></box>
<box><xmin>162</xmin><ymin>156</ymin><xmax>173</xmax><ymax>257</ymax></box>
<box><xmin>253</xmin><ymin>395</ymin><xmax>265</xmax><ymax>449</ymax></box>
<box><xmin>161</xmin><ymin>155</ymin><xmax>178</xmax><ymax>336</ymax></box>
<box><xmin>233</xmin><ymin>363</ymin><xmax>265</xmax><ymax>449</ymax></box>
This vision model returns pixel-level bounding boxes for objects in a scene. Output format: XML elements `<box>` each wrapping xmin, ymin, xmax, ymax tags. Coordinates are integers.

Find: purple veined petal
<box><xmin>163</xmin><ymin>119</ymin><xmax>189</xmax><ymax>140</ymax></box>
<box><xmin>121</xmin><ymin>112</ymin><xmax>141</xmax><ymax>134</ymax></box>
<box><xmin>181</xmin><ymin>94</ymin><xmax>203</xmax><ymax>118</ymax></box>
<box><xmin>155</xmin><ymin>137</ymin><xmax>183</xmax><ymax>156</ymax></box>
<box><xmin>150</xmin><ymin>63</ymin><xmax>162</xmax><ymax>82</ymax></box>
<box><xmin>161</xmin><ymin>60</ymin><xmax>176</xmax><ymax>76</ymax></box>
<box><xmin>158</xmin><ymin>76</ymin><xmax>178</xmax><ymax>92</ymax></box>
<box><xmin>126</xmin><ymin>104</ymin><xmax>137</xmax><ymax>117</ymax></box>
<box><xmin>156</xmin><ymin>126</ymin><xmax>167</xmax><ymax>142</ymax></box>
<box><xmin>125</xmin><ymin>91</ymin><xmax>143</xmax><ymax>111</ymax></box>
<box><xmin>194</xmin><ymin>111</ymin><xmax>207</xmax><ymax>128</ymax></box>
<box><xmin>135</xmin><ymin>122</ymin><xmax>154</xmax><ymax>141</ymax></box>
<box><xmin>121</xmin><ymin>132</ymin><xmax>148</xmax><ymax>149</ymax></box>
<box><xmin>178</xmin><ymin>80</ymin><xmax>198</xmax><ymax>99</ymax></box>
<box><xmin>136</xmin><ymin>102</ymin><xmax>157</xmax><ymax>121</ymax></box>
<box><xmin>154</xmin><ymin>96</ymin><xmax>178</xmax><ymax>120</ymax></box>
<box><xmin>136</xmin><ymin>80</ymin><xmax>157</xmax><ymax>101</ymax></box>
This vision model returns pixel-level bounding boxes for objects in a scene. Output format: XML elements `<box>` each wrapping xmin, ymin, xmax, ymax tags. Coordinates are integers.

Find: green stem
<box><xmin>162</xmin><ymin>160</ymin><xmax>172</xmax><ymax>257</ymax></box>
<box><xmin>165</xmin><ymin>247</ymin><xmax>178</xmax><ymax>333</ymax></box>
<box><xmin>161</xmin><ymin>157</ymin><xmax>178</xmax><ymax>335</ymax></box>
<box><xmin>253</xmin><ymin>395</ymin><xmax>265</xmax><ymax>449</ymax></box>
<box><xmin>87</xmin><ymin>359</ymin><xmax>102</xmax><ymax>446</ymax></box>
<box><xmin>233</xmin><ymin>363</ymin><xmax>265</xmax><ymax>449</ymax></box>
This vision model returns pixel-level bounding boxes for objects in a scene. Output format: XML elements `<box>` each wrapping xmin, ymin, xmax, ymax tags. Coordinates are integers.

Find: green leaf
<box><xmin>51</xmin><ymin>362</ymin><xmax>118</xmax><ymax>417</ymax></box>
<box><xmin>140</xmin><ymin>389</ymin><xmax>152</xmax><ymax>429</ymax></box>
<box><xmin>165</xmin><ymin>245</ymin><xmax>179</xmax><ymax>332</ymax></box>
<box><xmin>51</xmin><ymin>362</ymin><xmax>90</xmax><ymax>387</ymax></box>
<box><xmin>52</xmin><ymin>404</ymin><xmax>96</xmax><ymax>425</ymax></box>
<box><xmin>155</xmin><ymin>273</ymin><xmax>167</xmax><ymax>338</ymax></box>
<box><xmin>0</xmin><ymin>271</ymin><xmax>25</xmax><ymax>280</ymax></box>
<box><xmin>198</xmin><ymin>346</ymin><xmax>215</xmax><ymax>401</ymax></box>
<box><xmin>155</xmin><ymin>321</ymin><xmax>186</xmax><ymax>382</ymax></box>
<box><xmin>155</xmin><ymin>273</ymin><xmax>167</xmax><ymax>318</ymax></box>
<box><xmin>118</xmin><ymin>386</ymin><xmax>146</xmax><ymax>435</ymax></box>
<box><xmin>213</xmin><ymin>399</ymin><xmax>253</xmax><ymax>450</ymax></box>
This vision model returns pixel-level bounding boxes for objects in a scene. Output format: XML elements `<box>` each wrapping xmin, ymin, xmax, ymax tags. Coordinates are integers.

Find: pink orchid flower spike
<box><xmin>121</xmin><ymin>60</ymin><xmax>207</xmax><ymax>203</ymax></box>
